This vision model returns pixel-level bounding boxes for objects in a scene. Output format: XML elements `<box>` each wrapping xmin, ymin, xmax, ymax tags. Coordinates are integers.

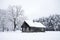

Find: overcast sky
<box><xmin>0</xmin><ymin>0</ymin><xmax>60</xmax><ymax>20</ymax></box>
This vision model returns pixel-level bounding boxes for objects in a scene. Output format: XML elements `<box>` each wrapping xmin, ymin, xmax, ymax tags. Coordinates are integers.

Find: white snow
<box><xmin>25</xmin><ymin>20</ymin><xmax>45</xmax><ymax>28</ymax></box>
<box><xmin>0</xmin><ymin>31</ymin><xmax>60</xmax><ymax>40</ymax></box>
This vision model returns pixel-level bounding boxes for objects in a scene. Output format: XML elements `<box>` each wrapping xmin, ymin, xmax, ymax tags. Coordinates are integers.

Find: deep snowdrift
<box><xmin>0</xmin><ymin>31</ymin><xmax>60</xmax><ymax>40</ymax></box>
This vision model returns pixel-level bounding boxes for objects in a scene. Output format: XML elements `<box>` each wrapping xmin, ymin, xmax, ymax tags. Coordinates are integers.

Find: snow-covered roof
<box><xmin>25</xmin><ymin>20</ymin><xmax>45</xmax><ymax>28</ymax></box>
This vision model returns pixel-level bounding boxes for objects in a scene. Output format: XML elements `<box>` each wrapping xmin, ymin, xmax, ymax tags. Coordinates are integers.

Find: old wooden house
<box><xmin>21</xmin><ymin>20</ymin><xmax>46</xmax><ymax>32</ymax></box>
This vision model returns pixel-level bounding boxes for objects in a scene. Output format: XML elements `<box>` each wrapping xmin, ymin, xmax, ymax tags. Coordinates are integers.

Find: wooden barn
<box><xmin>21</xmin><ymin>20</ymin><xmax>46</xmax><ymax>32</ymax></box>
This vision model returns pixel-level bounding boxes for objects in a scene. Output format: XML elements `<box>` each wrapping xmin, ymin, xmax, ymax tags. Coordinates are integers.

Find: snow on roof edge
<box><xmin>25</xmin><ymin>20</ymin><xmax>46</xmax><ymax>28</ymax></box>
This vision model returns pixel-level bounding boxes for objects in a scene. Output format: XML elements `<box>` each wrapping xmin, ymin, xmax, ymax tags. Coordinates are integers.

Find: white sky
<box><xmin>0</xmin><ymin>0</ymin><xmax>60</xmax><ymax>20</ymax></box>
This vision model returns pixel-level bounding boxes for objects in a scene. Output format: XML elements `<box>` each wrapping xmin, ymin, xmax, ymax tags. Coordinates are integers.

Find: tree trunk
<box><xmin>13</xmin><ymin>18</ymin><xmax>16</xmax><ymax>31</ymax></box>
<box><xmin>54</xmin><ymin>26</ymin><xmax>56</xmax><ymax>31</ymax></box>
<box><xmin>3</xmin><ymin>26</ymin><xmax>4</xmax><ymax>32</ymax></box>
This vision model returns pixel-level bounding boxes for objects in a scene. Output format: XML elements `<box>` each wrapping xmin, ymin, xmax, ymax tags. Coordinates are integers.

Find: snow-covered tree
<box><xmin>33</xmin><ymin>14</ymin><xmax>60</xmax><ymax>31</ymax></box>
<box><xmin>0</xmin><ymin>9</ymin><xmax>7</xmax><ymax>32</ymax></box>
<box><xmin>8</xmin><ymin>5</ymin><xmax>26</xmax><ymax>31</ymax></box>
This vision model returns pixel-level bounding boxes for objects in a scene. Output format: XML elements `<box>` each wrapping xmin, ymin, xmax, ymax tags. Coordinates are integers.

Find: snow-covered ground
<box><xmin>0</xmin><ymin>31</ymin><xmax>60</xmax><ymax>40</ymax></box>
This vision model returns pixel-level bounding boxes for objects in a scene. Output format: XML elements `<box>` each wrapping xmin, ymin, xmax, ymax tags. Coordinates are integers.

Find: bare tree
<box><xmin>8</xmin><ymin>5</ymin><xmax>24</xmax><ymax>31</ymax></box>
<box><xmin>0</xmin><ymin>9</ymin><xmax>7</xmax><ymax>32</ymax></box>
<box><xmin>1</xmin><ymin>17</ymin><xmax>5</xmax><ymax>32</ymax></box>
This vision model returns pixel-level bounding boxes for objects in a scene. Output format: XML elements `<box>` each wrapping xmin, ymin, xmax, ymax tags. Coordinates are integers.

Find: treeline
<box><xmin>33</xmin><ymin>14</ymin><xmax>60</xmax><ymax>31</ymax></box>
